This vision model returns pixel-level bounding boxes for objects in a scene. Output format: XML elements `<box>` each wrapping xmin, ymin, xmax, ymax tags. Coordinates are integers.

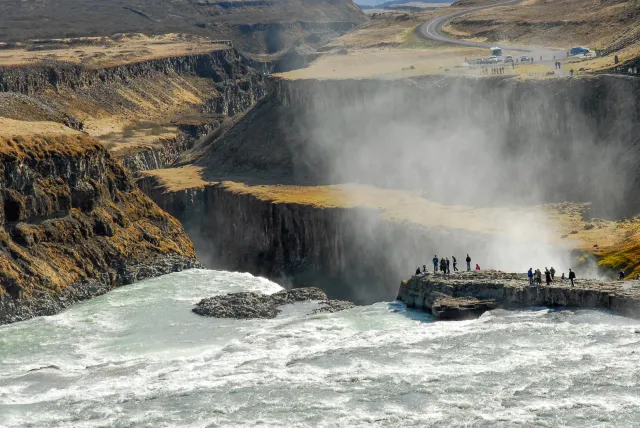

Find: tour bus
<box><xmin>490</xmin><ymin>47</ymin><xmax>503</xmax><ymax>57</ymax></box>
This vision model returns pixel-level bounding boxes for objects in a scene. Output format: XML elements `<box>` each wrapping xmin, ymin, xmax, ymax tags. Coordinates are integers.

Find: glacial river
<box><xmin>1</xmin><ymin>269</ymin><xmax>640</xmax><ymax>427</ymax></box>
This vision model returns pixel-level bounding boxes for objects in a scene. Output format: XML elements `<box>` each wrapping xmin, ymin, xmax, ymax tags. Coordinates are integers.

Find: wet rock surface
<box><xmin>193</xmin><ymin>287</ymin><xmax>354</xmax><ymax>319</ymax></box>
<box><xmin>0</xmin><ymin>255</ymin><xmax>200</xmax><ymax>325</ymax></box>
<box><xmin>311</xmin><ymin>299</ymin><xmax>356</xmax><ymax>314</ymax></box>
<box><xmin>398</xmin><ymin>270</ymin><xmax>640</xmax><ymax>320</ymax></box>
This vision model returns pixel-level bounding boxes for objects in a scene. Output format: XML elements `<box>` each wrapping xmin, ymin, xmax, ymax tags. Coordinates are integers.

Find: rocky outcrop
<box><xmin>192</xmin><ymin>287</ymin><xmax>353</xmax><ymax>318</ymax></box>
<box><xmin>0</xmin><ymin>134</ymin><xmax>198</xmax><ymax>325</ymax></box>
<box><xmin>0</xmin><ymin>49</ymin><xmax>265</xmax><ymax>99</ymax></box>
<box><xmin>397</xmin><ymin>271</ymin><xmax>640</xmax><ymax>320</ymax></box>
<box><xmin>0</xmin><ymin>49</ymin><xmax>267</xmax><ymax>174</ymax></box>
<box><xmin>138</xmin><ymin>177</ymin><xmax>513</xmax><ymax>305</ymax></box>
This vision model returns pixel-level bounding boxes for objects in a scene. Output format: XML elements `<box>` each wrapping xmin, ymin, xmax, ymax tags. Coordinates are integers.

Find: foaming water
<box><xmin>1</xmin><ymin>270</ymin><xmax>640</xmax><ymax>427</ymax></box>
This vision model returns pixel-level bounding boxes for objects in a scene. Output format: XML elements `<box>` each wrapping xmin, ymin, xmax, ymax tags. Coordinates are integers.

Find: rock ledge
<box><xmin>398</xmin><ymin>270</ymin><xmax>640</xmax><ymax>320</ymax></box>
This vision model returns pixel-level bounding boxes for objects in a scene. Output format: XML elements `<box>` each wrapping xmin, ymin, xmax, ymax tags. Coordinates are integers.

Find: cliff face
<box><xmin>0</xmin><ymin>48</ymin><xmax>265</xmax><ymax>109</ymax></box>
<box><xmin>138</xmin><ymin>74</ymin><xmax>640</xmax><ymax>304</ymax></box>
<box><xmin>199</xmin><ymin>75</ymin><xmax>640</xmax><ymax>216</ymax></box>
<box><xmin>0</xmin><ymin>134</ymin><xmax>198</xmax><ymax>324</ymax></box>
<box><xmin>138</xmin><ymin>179</ymin><xmax>504</xmax><ymax>304</ymax></box>
<box><xmin>0</xmin><ymin>48</ymin><xmax>267</xmax><ymax>173</ymax></box>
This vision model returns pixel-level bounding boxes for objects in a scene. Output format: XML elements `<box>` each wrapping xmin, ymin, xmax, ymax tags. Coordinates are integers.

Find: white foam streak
<box><xmin>1</xmin><ymin>270</ymin><xmax>640</xmax><ymax>427</ymax></box>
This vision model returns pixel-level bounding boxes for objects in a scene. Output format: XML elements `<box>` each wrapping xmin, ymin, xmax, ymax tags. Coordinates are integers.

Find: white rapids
<box><xmin>1</xmin><ymin>269</ymin><xmax>640</xmax><ymax>427</ymax></box>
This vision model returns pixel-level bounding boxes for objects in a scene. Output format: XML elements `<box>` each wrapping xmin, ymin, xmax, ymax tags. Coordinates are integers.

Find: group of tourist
<box><xmin>415</xmin><ymin>254</ymin><xmax>479</xmax><ymax>276</ymax></box>
<box><xmin>527</xmin><ymin>267</ymin><xmax>576</xmax><ymax>286</ymax></box>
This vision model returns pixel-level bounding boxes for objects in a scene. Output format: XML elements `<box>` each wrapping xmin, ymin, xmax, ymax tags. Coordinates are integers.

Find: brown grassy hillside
<box><xmin>447</xmin><ymin>0</ymin><xmax>639</xmax><ymax>49</ymax></box>
<box><xmin>0</xmin><ymin>0</ymin><xmax>366</xmax><ymax>54</ymax></box>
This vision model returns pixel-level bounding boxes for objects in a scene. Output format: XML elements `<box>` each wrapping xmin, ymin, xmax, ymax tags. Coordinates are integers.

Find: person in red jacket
<box><xmin>475</xmin><ymin>264</ymin><xmax>481</xmax><ymax>271</ymax></box>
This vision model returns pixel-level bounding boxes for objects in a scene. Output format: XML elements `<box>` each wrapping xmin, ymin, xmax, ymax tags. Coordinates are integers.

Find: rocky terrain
<box><xmin>0</xmin><ymin>0</ymin><xmax>366</xmax><ymax>57</ymax></box>
<box><xmin>192</xmin><ymin>287</ymin><xmax>354</xmax><ymax>318</ymax></box>
<box><xmin>0</xmin><ymin>45</ymin><xmax>267</xmax><ymax>173</ymax></box>
<box><xmin>398</xmin><ymin>270</ymin><xmax>640</xmax><ymax>320</ymax></box>
<box><xmin>0</xmin><ymin>134</ymin><xmax>198</xmax><ymax>324</ymax></box>
<box><xmin>138</xmin><ymin>74</ymin><xmax>640</xmax><ymax>304</ymax></box>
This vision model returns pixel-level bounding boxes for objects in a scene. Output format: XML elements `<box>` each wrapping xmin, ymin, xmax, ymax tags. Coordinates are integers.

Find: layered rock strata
<box><xmin>0</xmin><ymin>134</ymin><xmax>198</xmax><ymax>324</ymax></box>
<box><xmin>397</xmin><ymin>271</ymin><xmax>640</xmax><ymax>320</ymax></box>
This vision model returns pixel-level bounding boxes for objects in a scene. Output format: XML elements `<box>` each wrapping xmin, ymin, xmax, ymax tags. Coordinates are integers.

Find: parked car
<box><xmin>475</xmin><ymin>58</ymin><xmax>485</xmax><ymax>64</ymax></box>
<box><xmin>487</xmin><ymin>56</ymin><xmax>498</xmax><ymax>64</ymax></box>
<box><xmin>520</xmin><ymin>55</ymin><xmax>532</xmax><ymax>62</ymax></box>
<box><xmin>504</xmin><ymin>55</ymin><xmax>514</xmax><ymax>63</ymax></box>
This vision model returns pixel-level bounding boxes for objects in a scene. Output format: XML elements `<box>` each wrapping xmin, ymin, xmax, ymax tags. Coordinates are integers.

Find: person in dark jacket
<box><xmin>466</xmin><ymin>254</ymin><xmax>472</xmax><ymax>271</ymax></box>
<box><xmin>527</xmin><ymin>268</ymin><xmax>533</xmax><ymax>285</ymax></box>
<box><xmin>550</xmin><ymin>267</ymin><xmax>556</xmax><ymax>280</ymax></box>
<box><xmin>452</xmin><ymin>256</ymin><xmax>458</xmax><ymax>272</ymax></box>
<box><xmin>433</xmin><ymin>256</ymin><xmax>439</xmax><ymax>273</ymax></box>
<box><xmin>446</xmin><ymin>258</ymin><xmax>451</xmax><ymax>274</ymax></box>
<box><xmin>619</xmin><ymin>270</ymin><xmax>625</xmax><ymax>280</ymax></box>
<box><xmin>415</xmin><ymin>267</ymin><xmax>421</xmax><ymax>275</ymax></box>
<box><xmin>569</xmin><ymin>269</ymin><xmax>576</xmax><ymax>287</ymax></box>
<box><xmin>545</xmin><ymin>268</ymin><xmax>551</xmax><ymax>285</ymax></box>
<box><xmin>440</xmin><ymin>258</ymin><xmax>447</xmax><ymax>275</ymax></box>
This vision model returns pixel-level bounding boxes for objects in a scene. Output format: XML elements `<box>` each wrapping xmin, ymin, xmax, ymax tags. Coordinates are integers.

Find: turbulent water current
<box><xmin>2</xmin><ymin>269</ymin><xmax>640</xmax><ymax>427</ymax></box>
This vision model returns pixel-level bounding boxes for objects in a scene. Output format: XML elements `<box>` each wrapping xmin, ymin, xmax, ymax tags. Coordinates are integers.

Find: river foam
<box><xmin>1</xmin><ymin>269</ymin><xmax>640</xmax><ymax>427</ymax></box>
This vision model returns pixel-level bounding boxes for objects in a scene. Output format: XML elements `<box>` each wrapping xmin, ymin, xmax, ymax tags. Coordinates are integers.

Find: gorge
<box><xmin>140</xmin><ymin>74</ymin><xmax>640</xmax><ymax>304</ymax></box>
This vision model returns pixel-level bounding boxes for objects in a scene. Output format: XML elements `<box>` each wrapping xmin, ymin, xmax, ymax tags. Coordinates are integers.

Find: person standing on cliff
<box><xmin>440</xmin><ymin>258</ymin><xmax>447</xmax><ymax>275</ymax></box>
<box><xmin>527</xmin><ymin>268</ymin><xmax>533</xmax><ymax>285</ymax></box>
<box><xmin>569</xmin><ymin>269</ymin><xmax>576</xmax><ymax>287</ymax></box>
<box><xmin>433</xmin><ymin>255</ymin><xmax>439</xmax><ymax>273</ymax></box>
<box><xmin>550</xmin><ymin>267</ymin><xmax>556</xmax><ymax>280</ymax></box>
<box><xmin>452</xmin><ymin>256</ymin><xmax>458</xmax><ymax>272</ymax></box>
<box><xmin>446</xmin><ymin>257</ymin><xmax>451</xmax><ymax>274</ymax></box>
<box><xmin>466</xmin><ymin>254</ymin><xmax>471</xmax><ymax>271</ymax></box>
<box><xmin>544</xmin><ymin>268</ymin><xmax>551</xmax><ymax>285</ymax></box>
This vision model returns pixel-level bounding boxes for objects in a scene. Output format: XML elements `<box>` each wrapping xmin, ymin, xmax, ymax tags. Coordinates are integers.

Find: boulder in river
<box><xmin>192</xmin><ymin>287</ymin><xmax>354</xmax><ymax>319</ymax></box>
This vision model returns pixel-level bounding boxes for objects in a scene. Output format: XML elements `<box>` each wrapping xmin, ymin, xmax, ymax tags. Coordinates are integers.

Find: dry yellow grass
<box><xmin>141</xmin><ymin>165</ymin><xmax>210</xmax><ymax>191</ymax></box>
<box><xmin>145</xmin><ymin>164</ymin><xmax>640</xmax><ymax>272</ymax></box>
<box><xmin>0</xmin><ymin>118</ymin><xmax>81</xmax><ymax>138</ymax></box>
<box><xmin>0</xmin><ymin>33</ymin><xmax>230</xmax><ymax>68</ymax></box>
<box><xmin>279</xmin><ymin>46</ymin><xmax>486</xmax><ymax>80</ymax></box>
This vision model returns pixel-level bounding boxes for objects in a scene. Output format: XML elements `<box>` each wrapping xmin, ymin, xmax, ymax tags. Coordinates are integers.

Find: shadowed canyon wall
<box><xmin>145</xmin><ymin>75</ymin><xmax>640</xmax><ymax>303</ymax></box>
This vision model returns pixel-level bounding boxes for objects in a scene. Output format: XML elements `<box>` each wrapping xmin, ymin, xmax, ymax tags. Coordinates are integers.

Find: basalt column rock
<box><xmin>0</xmin><ymin>134</ymin><xmax>199</xmax><ymax>325</ymax></box>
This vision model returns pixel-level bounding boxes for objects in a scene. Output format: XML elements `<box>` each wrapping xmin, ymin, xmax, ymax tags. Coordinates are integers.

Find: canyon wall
<box><xmin>139</xmin><ymin>178</ymin><xmax>552</xmax><ymax>304</ymax></box>
<box><xmin>202</xmin><ymin>75</ymin><xmax>640</xmax><ymax>216</ymax></box>
<box><xmin>140</xmin><ymin>75</ymin><xmax>640</xmax><ymax>303</ymax></box>
<box><xmin>0</xmin><ymin>134</ymin><xmax>198</xmax><ymax>324</ymax></box>
<box><xmin>0</xmin><ymin>48</ymin><xmax>267</xmax><ymax>172</ymax></box>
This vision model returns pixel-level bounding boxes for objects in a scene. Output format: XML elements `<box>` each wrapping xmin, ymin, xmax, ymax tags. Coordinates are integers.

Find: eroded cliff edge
<box><xmin>0</xmin><ymin>134</ymin><xmax>198</xmax><ymax>324</ymax></box>
<box><xmin>138</xmin><ymin>74</ymin><xmax>640</xmax><ymax>305</ymax></box>
<box><xmin>0</xmin><ymin>47</ymin><xmax>267</xmax><ymax>173</ymax></box>
<box><xmin>397</xmin><ymin>271</ymin><xmax>640</xmax><ymax>320</ymax></box>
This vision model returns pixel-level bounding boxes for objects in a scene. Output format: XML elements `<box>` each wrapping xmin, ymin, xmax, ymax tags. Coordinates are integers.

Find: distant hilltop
<box><xmin>0</xmin><ymin>0</ymin><xmax>366</xmax><ymax>55</ymax></box>
<box><xmin>358</xmin><ymin>0</ymin><xmax>451</xmax><ymax>9</ymax></box>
